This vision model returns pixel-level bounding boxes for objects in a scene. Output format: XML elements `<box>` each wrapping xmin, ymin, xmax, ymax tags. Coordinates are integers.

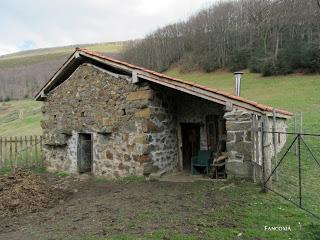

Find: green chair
<box><xmin>191</xmin><ymin>150</ymin><xmax>213</xmax><ymax>175</ymax></box>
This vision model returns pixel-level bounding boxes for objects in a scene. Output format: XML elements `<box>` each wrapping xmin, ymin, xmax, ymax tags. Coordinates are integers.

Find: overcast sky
<box><xmin>0</xmin><ymin>0</ymin><xmax>216</xmax><ymax>56</ymax></box>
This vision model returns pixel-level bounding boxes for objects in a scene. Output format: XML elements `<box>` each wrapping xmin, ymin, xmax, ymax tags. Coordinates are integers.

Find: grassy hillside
<box><xmin>0</xmin><ymin>42</ymin><xmax>123</xmax><ymax>68</ymax></box>
<box><xmin>166</xmin><ymin>69</ymin><xmax>320</xmax><ymax>132</ymax></box>
<box><xmin>0</xmin><ymin>100</ymin><xmax>42</xmax><ymax>136</ymax></box>
<box><xmin>0</xmin><ymin>42</ymin><xmax>124</xmax><ymax>100</ymax></box>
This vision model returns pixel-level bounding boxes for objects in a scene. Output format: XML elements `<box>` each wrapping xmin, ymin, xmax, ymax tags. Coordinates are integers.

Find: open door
<box><xmin>181</xmin><ymin>123</ymin><xmax>200</xmax><ymax>172</ymax></box>
<box><xmin>77</xmin><ymin>133</ymin><xmax>93</xmax><ymax>173</ymax></box>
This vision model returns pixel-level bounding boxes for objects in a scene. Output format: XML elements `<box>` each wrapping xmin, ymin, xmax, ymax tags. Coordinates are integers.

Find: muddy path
<box><xmin>0</xmin><ymin>174</ymin><xmax>236</xmax><ymax>240</ymax></box>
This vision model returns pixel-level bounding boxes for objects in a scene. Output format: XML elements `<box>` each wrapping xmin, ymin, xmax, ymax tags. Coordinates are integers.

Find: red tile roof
<box><xmin>77</xmin><ymin>48</ymin><xmax>293</xmax><ymax>117</ymax></box>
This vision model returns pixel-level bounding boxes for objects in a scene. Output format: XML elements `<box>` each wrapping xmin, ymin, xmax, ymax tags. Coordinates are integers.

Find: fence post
<box><xmin>294</xmin><ymin>113</ymin><xmax>298</xmax><ymax>155</ymax></box>
<box><xmin>273</xmin><ymin>108</ymin><xmax>279</xmax><ymax>181</ymax></box>
<box><xmin>252</xmin><ymin>115</ymin><xmax>257</xmax><ymax>183</ymax></box>
<box><xmin>298</xmin><ymin>134</ymin><xmax>302</xmax><ymax>208</ymax></box>
<box><xmin>19</xmin><ymin>136</ymin><xmax>23</xmax><ymax>165</ymax></box>
<box><xmin>35</xmin><ymin>136</ymin><xmax>38</xmax><ymax>166</ymax></box>
<box><xmin>9</xmin><ymin>137</ymin><xmax>13</xmax><ymax>168</ymax></box>
<box><xmin>40</xmin><ymin>136</ymin><xmax>43</xmax><ymax>167</ymax></box>
<box><xmin>0</xmin><ymin>137</ymin><xmax>2</xmax><ymax>168</ymax></box>
<box><xmin>300</xmin><ymin>112</ymin><xmax>303</xmax><ymax>134</ymax></box>
<box><xmin>25</xmin><ymin>136</ymin><xmax>28</xmax><ymax>166</ymax></box>
<box><xmin>262</xmin><ymin>115</ymin><xmax>272</xmax><ymax>192</ymax></box>
<box><xmin>30</xmin><ymin>136</ymin><xmax>33</xmax><ymax>167</ymax></box>
<box><xmin>14</xmin><ymin>136</ymin><xmax>18</xmax><ymax>168</ymax></box>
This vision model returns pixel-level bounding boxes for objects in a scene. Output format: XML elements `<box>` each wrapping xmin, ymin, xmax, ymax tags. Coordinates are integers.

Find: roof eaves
<box><xmin>77</xmin><ymin>48</ymin><xmax>293</xmax><ymax>117</ymax></box>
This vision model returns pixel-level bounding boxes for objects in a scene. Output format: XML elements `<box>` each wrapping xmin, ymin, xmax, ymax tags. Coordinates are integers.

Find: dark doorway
<box><xmin>181</xmin><ymin>123</ymin><xmax>201</xmax><ymax>171</ymax></box>
<box><xmin>77</xmin><ymin>133</ymin><xmax>93</xmax><ymax>173</ymax></box>
<box><xmin>206</xmin><ymin>115</ymin><xmax>226</xmax><ymax>153</ymax></box>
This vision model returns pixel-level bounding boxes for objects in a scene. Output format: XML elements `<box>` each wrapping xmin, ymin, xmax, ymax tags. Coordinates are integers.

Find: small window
<box><xmin>278</xmin><ymin>132</ymin><xmax>281</xmax><ymax>144</ymax></box>
<box><xmin>53</xmin><ymin>114</ymin><xmax>57</xmax><ymax>119</ymax></box>
<box><xmin>122</xmin><ymin>109</ymin><xmax>126</xmax><ymax>115</ymax></box>
<box><xmin>81</xmin><ymin>112</ymin><xmax>85</xmax><ymax>117</ymax></box>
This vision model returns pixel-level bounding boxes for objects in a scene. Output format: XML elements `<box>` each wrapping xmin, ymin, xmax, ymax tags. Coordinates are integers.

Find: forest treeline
<box><xmin>122</xmin><ymin>0</ymin><xmax>320</xmax><ymax>76</ymax></box>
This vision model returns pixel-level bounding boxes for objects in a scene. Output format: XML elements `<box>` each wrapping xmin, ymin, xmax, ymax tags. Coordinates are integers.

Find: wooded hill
<box><xmin>122</xmin><ymin>0</ymin><xmax>320</xmax><ymax>75</ymax></box>
<box><xmin>0</xmin><ymin>42</ymin><xmax>123</xmax><ymax>100</ymax></box>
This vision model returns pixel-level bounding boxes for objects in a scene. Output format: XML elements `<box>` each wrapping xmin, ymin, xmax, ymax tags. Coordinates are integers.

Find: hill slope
<box><xmin>0</xmin><ymin>70</ymin><xmax>319</xmax><ymax>137</ymax></box>
<box><xmin>0</xmin><ymin>42</ymin><xmax>124</xmax><ymax>100</ymax></box>
<box><xmin>0</xmin><ymin>100</ymin><xmax>42</xmax><ymax>136</ymax></box>
<box><xmin>166</xmin><ymin>68</ymin><xmax>320</xmax><ymax>133</ymax></box>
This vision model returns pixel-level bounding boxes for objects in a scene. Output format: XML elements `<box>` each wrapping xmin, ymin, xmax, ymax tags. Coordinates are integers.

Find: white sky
<box><xmin>0</xmin><ymin>0</ymin><xmax>217</xmax><ymax>56</ymax></box>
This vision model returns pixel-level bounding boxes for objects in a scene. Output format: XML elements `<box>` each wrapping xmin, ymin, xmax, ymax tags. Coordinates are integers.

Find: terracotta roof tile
<box><xmin>48</xmin><ymin>48</ymin><xmax>292</xmax><ymax>117</ymax></box>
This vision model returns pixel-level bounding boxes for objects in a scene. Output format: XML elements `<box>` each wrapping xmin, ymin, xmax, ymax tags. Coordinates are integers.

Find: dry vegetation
<box><xmin>122</xmin><ymin>0</ymin><xmax>320</xmax><ymax>75</ymax></box>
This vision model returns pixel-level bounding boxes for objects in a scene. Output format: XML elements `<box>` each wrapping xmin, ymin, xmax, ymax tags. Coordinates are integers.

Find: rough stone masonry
<box><xmin>41</xmin><ymin>64</ymin><xmax>178</xmax><ymax>178</ymax></box>
<box><xmin>41</xmin><ymin>62</ymin><xmax>288</xmax><ymax>180</ymax></box>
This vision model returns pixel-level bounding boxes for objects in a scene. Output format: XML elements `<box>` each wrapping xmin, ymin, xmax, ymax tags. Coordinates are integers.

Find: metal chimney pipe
<box><xmin>234</xmin><ymin>72</ymin><xmax>244</xmax><ymax>96</ymax></box>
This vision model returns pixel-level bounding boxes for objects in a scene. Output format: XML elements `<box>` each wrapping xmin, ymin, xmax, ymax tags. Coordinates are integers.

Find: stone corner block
<box><xmin>126</xmin><ymin>90</ymin><xmax>153</xmax><ymax>101</ymax></box>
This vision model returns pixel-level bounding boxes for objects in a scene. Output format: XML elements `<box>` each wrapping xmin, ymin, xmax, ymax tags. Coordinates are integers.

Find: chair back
<box><xmin>196</xmin><ymin>150</ymin><xmax>212</xmax><ymax>164</ymax></box>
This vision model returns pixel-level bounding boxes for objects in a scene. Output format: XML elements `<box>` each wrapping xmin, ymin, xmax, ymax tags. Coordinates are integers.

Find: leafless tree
<box><xmin>122</xmin><ymin>0</ymin><xmax>320</xmax><ymax>75</ymax></box>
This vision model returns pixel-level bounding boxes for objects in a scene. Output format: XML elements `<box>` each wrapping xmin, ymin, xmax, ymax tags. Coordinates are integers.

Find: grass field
<box><xmin>0</xmin><ymin>42</ymin><xmax>124</xmax><ymax>69</ymax></box>
<box><xmin>166</xmin><ymin>68</ymin><xmax>320</xmax><ymax>133</ymax></box>
<box><xmin>0</xmin><ymin>100</ymin><xmax>42</xmax><ymax>136</ymax></box>
<box><xmin>0</xmin><ymin>69</ymin><xmax>320</xmax><ymax>239</ymax></box>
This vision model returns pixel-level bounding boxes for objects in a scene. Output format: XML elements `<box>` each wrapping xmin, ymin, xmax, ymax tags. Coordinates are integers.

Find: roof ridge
<box><xmin>78</xmin><ymin>48</ymin><xmax>292</xmax><ymax>116</ymax></box>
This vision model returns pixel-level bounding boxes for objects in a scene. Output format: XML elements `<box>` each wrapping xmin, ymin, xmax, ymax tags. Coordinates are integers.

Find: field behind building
<box><xmin>1</xmin><ymin>70</ymin><xmax>319</xmax><ymax>136</ymax></box>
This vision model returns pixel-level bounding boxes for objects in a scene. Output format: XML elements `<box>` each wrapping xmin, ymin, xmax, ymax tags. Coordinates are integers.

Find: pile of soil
<box><xmin>0</xmin><ymin>168</ymin><xmax>65</xmax><ymax>217</ymax></box>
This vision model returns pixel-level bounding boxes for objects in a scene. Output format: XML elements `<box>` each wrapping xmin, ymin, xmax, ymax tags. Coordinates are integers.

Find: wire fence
<box><xmin>264</xmin><ymin>128</ymin><xmax>320</xmax><ymax>219</ymax></box>
<box><xmin>0</xmin><ymin>136</ymin><xmax>44</xmax><ymax>170</ymax></box>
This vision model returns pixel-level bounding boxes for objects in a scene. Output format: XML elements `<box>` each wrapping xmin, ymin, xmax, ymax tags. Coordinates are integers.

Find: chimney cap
<box><xmin>234</xmin><ymin>71</ymin><xmax>244</xmax><ymax>75</ymax></box>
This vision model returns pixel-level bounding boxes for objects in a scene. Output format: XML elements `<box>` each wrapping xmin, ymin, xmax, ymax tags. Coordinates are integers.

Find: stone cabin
<box><xmin>35</xmin><ymin>48</ymin><xmax>292</xmax><ymax>180</ymax></box>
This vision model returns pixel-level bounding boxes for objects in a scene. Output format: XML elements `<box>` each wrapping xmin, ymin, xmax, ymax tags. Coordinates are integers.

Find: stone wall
<box><xmin>147</xmin><ymin>86</ymin><xmax>178</xmax><ymax>172</ymax></box>
<box><xmin>224</xmin><ymin>109</ymin><xmax>253</xmax><ymax>179</ymax></box>
<box><xmin>224</xmin><ymin>109</ymin><xmax>288</xmax><ymax>180</ymax></box>
<box><xmin>42</xmin><ymin>64</ymin><xmax>175</xmax><ymax>178</ymax></box>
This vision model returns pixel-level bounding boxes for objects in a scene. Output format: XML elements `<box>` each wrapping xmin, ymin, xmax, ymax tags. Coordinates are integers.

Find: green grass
<box><xmin>0</xmin><ymin>41</ymin><xmax>124</xmax><ymax>68</ymax></box>
<box><xmin>166</xmin><ymin>69</ymin><xmax>320</xmax><ymax>132</ymax></box>
<box><xmin>0</xmin><ymin>100</ymin><xmax>42</xmax><ymax>136</ymax></box>
<box><xmin>0</xmin><ymin>167</ymin><xmax>47</xmax><ymax>175</ymax></box>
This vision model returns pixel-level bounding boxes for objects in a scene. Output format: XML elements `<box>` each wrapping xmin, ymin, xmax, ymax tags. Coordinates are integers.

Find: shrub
<box><xmin>302</xmin><ymin>44</ymin><xmax>320</xmax><ymax>73</ymax></box>
<box><xmin>261</xmin><ymin>57</ymin><xmax>276</xmax><ymax>76</ymax></box>
<box><xmin>228</xmin><ymin>48</ymin><xmax>250</xmax><ymax>71</ymax></box>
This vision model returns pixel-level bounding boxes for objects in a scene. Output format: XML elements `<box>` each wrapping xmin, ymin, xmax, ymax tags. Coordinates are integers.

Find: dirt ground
<box><xmin>0</xmin><ymin>172</ymin><xmax>238</xmax><ymax>240</ymax></box>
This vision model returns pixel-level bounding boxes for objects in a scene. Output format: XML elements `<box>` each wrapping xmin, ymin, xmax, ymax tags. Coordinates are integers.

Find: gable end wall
<box><xmin>41</xmin><ymin>64</ymin><xmax>178</xmax><ymax>177</ymax></box>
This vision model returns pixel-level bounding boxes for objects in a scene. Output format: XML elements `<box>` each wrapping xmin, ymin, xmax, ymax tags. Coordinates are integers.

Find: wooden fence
<box><xmin>0</xmin><ymin>136</ymin><xmax>43</xmax><ymax>169</ymax></box>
